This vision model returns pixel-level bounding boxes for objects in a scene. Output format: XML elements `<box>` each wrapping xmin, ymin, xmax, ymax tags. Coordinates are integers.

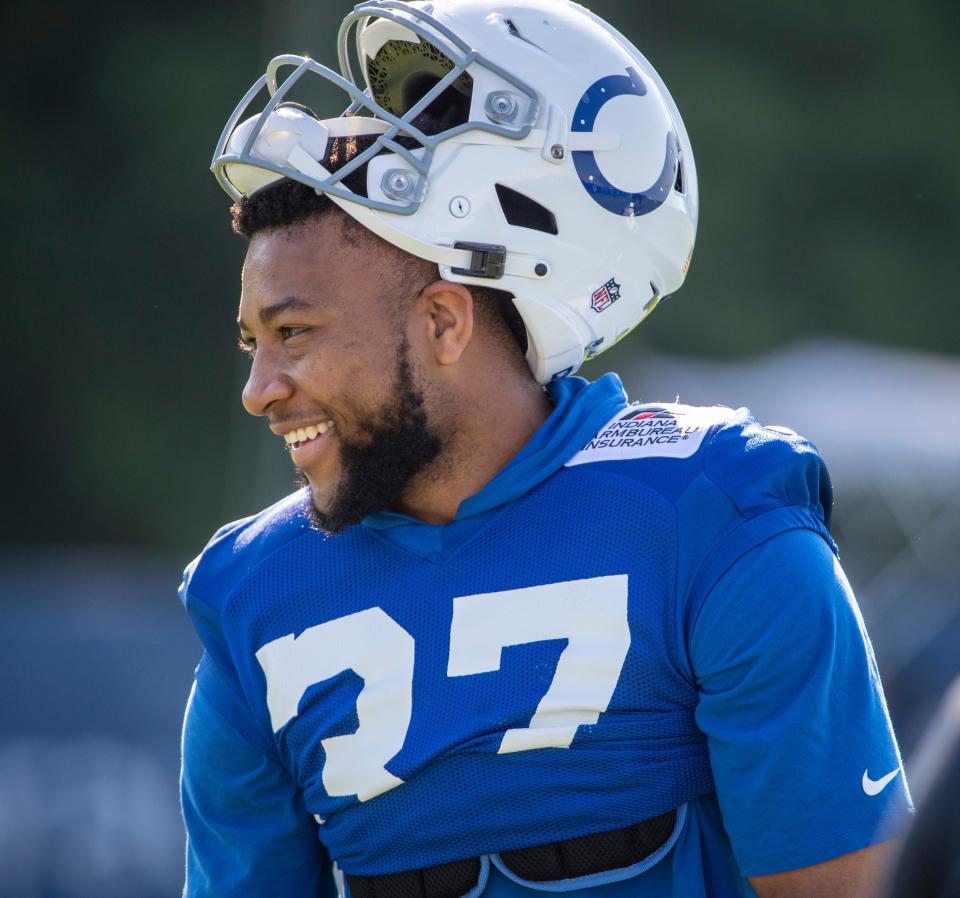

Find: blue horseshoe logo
<box><xmin>572</xmin><ymin>66</ymin><xmax>678</xmax><ymax>217</ymax></box>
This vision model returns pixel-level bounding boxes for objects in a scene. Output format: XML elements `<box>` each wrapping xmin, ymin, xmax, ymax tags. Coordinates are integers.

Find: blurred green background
<box><xmin>0</xmin><ymin>2</ymin><xmax>957</xmax><ymax>895</ymax></box>
<box><xmin>3</xmin><ymin>0</ymin><xmax>957</xmax><ymax>554</ymax></box>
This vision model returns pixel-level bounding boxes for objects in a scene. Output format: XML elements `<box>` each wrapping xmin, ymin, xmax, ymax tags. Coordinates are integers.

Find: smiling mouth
<box><xmin>283</xmin><ymin>420</ymin><xmax>334</xmax><ymax>450</ymax></box>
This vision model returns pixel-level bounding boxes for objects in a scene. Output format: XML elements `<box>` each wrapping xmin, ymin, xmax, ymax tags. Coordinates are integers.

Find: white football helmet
<box><xmin>212</xmin><ymin>0</ymin><xmax>698</xmax><ymax>383</ymax></box>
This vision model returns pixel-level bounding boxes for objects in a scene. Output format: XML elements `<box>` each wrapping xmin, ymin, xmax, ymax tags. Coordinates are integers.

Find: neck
<box><xmin>392</xmin><ymin>375</ymin><xmax>553</xmax><ymax>525</ymax></box>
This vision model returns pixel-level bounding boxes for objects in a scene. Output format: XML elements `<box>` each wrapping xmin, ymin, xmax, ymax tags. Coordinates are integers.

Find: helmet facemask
<box><xmin>213</xmin><ymin>3</ymin><xmax>539</xmax><ymax>215</ymax></box>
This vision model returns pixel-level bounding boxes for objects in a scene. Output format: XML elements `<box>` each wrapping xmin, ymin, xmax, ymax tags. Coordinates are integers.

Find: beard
<box><xmin>299</xmin><ymin>338</ymin><xmax>443</xmax><ymax>534</ymax></box>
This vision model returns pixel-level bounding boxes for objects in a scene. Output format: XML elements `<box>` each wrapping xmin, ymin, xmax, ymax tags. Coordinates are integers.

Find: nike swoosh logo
<box><xmin>862</xmin><ymin>767</ymin><xmax>900</xmax><ymax>796</ymax></box>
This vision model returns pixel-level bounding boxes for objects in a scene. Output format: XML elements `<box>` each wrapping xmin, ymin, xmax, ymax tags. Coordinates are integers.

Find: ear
<box><xmin>418</xmin><ymin>280</ymin><xmax>474</xmax><ymax>367</ymax></box>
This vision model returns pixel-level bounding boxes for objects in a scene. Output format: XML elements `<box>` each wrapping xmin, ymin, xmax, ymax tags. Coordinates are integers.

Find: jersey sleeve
<box><xmin>178</xmin><ymin>501</ymin><xmax>331</xmax><ymax>895</ymax></box>
<box><xmin>181</xmin><ymin>679</ymin><xmax>336</xmax><ymax>897</ymax></box>
<box><xmin>689</xmin><ymin>528</ymin><xmax>912</xmax><ymax>876</ymax></box>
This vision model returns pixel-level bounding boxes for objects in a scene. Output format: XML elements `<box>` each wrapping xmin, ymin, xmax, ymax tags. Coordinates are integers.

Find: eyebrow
<box><xmin>237</xmin><ymin>296</ymin><xmax>315</xmax><ymax>331</ymax></box>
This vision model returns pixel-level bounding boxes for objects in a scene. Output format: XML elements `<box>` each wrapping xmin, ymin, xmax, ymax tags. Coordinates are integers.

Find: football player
<box><xmin>181</xmin><ymin>2</ymin><xmax>912</xmax><ymax>896</ymax></box>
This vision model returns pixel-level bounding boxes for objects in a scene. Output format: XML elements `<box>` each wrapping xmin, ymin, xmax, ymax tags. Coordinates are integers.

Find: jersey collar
<box><xmin>362</xmin><ymin>373</ymin><xmax>628</xmax><ymax>559</ymax></box>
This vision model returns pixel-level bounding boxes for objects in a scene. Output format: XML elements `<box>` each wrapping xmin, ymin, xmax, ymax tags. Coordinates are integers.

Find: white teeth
<box><xmin>283</xmin><ymin>420</ymin><xmax>334</xmax><ymax>445</ymax></box>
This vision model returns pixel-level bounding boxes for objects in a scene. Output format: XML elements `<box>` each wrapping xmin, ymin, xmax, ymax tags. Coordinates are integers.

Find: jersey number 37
<box><xmin>255</xmin><ymin>575</ymin><xmax>631</xmax><ymax>801</ymax></box>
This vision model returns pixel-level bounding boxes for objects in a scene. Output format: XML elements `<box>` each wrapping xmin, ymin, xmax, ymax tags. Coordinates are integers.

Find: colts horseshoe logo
<box><xmin>572</xmin><ymin>66</ymin><xmax>678</xmax><ymax>217</ymax></box>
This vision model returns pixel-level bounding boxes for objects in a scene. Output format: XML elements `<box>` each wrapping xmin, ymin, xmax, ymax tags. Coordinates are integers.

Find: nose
<box><xmin>242</xmin><ymin>347</ymin><xmax>294</xmax><ymax>416</ymax></box>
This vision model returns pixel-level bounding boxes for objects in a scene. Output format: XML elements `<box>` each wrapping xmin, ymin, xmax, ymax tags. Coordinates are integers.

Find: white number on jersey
<box><xmin>447</xmin><ymin>575</ymin><xmax>631</xmax><ymax>753</ymax></box>
<box><xmin>255</xmin><ymin>607</ymin><xmax>414</xmax><ymax>801</ymax></box>
<box><xmin>255</xmin><ymin>576</ymin><xmax>631</xmax><ymax>802</ymax></box>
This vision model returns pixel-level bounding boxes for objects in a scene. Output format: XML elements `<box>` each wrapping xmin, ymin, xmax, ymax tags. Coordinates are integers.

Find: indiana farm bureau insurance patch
<box><xmin>565</xmin><ymin>403</ymin><xmax>732</xmax><ymax>465</ymax></box>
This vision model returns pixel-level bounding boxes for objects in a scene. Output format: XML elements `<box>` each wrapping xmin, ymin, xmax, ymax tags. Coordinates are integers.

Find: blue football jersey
<box><xmin>180</xmin><ymin>374</ymin><xmax>911</xmax><ymax>897</ymax></box>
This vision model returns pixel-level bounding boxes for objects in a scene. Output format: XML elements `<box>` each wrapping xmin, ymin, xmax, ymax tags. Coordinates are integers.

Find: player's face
<box><xmin>237</xmin><ymin>219</ymin><xmax>442</xmax><ymax>532</ymax></box>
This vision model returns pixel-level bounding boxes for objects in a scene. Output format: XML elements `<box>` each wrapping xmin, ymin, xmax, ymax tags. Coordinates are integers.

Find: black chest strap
<box><xmin>344</xmin><ymin>809</ymin><xmax>677</xmax><ymax>898</ymax></box>
<box><xmin>346</xmin><ymin>857</ymin><xmax>482</xmax><ymax>898</ymax></box>
<box><xmin>499</xmin><ymin>809</ymin><xmax>677</xmax><ymax>881</ymax></box>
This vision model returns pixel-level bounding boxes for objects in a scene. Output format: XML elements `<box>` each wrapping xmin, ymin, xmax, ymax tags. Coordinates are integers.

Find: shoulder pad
<box><xmin>703</xmin><ymin>410</ymin><xmax>833</xmax><ymax>525</ymax></box>
<box><xmin>177</xmin><ymin>490</ymin><xmax>313</xmax><ymax>756</ymax></box>
<box><xmin>564</xmin><ymin>401</ymin><xmax>832</xmax><ymax>527</ymax></box>
<box><xmin>180</xmin><ymin>488</ymin><xmax>314</xmax><ymax>611</ymax></box>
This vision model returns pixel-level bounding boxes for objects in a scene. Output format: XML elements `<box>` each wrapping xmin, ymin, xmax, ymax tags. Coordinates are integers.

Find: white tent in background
<box><xmin>619</xmin><ymin>337</ymin><xmax>960</xmax><ymax>498</ymax></box>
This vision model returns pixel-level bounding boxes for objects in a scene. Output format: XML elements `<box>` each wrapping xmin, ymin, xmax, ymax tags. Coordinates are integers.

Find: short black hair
<box><xmin>230</xmin><ymin>133</ymin><xmax>528</xmax><ymax>357</ymax></box>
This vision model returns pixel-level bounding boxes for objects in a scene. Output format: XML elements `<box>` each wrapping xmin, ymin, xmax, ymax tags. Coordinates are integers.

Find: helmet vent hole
<box><xmin>502</xmin><ymin>16</ymin><xmax>548</xmax><ymax>52</ymax></box>
<box><xmin>674</xmin><ymin>155</ymin><xmax>685</xmax><ymax>194</ymax></box>
<box><xmin>495</xmin><ymin>184</ymin><xmax>558</xmax><ymax>235</ymax></box>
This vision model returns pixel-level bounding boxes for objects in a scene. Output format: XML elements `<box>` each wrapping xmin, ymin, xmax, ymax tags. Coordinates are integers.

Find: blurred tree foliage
<box><xmin>1</xmin><ymin>0</ymin><xmax>957</xmax><ymax>552</ymax></box>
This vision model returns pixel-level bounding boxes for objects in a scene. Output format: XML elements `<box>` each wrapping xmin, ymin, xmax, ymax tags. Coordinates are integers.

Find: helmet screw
<box><xmin>486</xmin><ymin>92</ymin><xmax>519</xmax><ymax>123</ymax></box>
<box><xmin>535</xmin><ymin>262</ymin><xmax>549</xmax><ymax>277</ymax></box>
<box><xmin>381</xmin><ymin>169</ymin><xmax>417</xmax><ymax>201</ymax></box>
<box><xmin>449</xmin><ymin>196</ymin><xmax>471</xmax><ymax>218</ymax></box>
<box><xmin>550</xmin><ymin>144</ymin><xmax>564</xmax><ymax>160</ymax></box>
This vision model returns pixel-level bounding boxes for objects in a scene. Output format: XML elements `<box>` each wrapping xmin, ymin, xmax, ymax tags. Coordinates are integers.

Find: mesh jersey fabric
<box><xmin>180</xmin><ymin>374</ymin><xmax>910</xmax><ymax>893</ymax></box>
<box><xmin>190</xmin><ymin>462</ymin><xmax>716</xmax><ymax>873</ymax></box>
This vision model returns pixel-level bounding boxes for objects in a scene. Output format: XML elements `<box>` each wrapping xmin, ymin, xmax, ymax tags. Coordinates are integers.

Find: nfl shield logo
<box><xmin>591</xmin><ymin>278</ymin><xmax>621</xmax><ymax>312</ymax></box>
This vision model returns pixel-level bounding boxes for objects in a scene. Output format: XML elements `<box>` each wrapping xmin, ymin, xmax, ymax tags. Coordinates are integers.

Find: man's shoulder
<box><xmin>564</xmin><ymin>401</ymin><xmax>735</xmax><ymax>468</ymax></box>
<box><xmin>180</xmin><ymin>488</ymin><xmax>315</xmax><ymax>611</ymax></box>
<box><xmin>563</xmin><ymin>400</ymin><xmax>832</xmax><ymax>521</ymax></box>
